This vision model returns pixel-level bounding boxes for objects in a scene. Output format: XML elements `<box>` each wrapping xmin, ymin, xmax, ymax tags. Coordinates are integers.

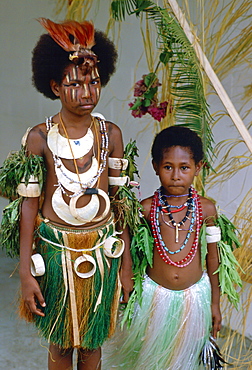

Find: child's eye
<box><xmin>63</xmin><ymin>82</ymin><xmax>80</xmax><ymax>88</ymax></box>
<box><xmin>91</xmin><ymin>79</ymin><xmax>100</xmax><ymax>86</ymax></box>
<box><xmin>181</xmin><ymin>166</ymin><xmax>189</xmax><ymax>170</ymax></box>
<box><xmin>164</xmin><ymin>165</ymin><xmax>172</xmax><ymax>170</ymax></box>
<box><xmin>70</xmin><ymin>82</ymin><xmax>81</xmax><ymax>87</ymax></box>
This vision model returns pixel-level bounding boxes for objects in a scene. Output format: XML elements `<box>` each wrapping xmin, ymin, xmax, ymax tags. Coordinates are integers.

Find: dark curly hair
<box><xmin>32</xmin><ymin>30</ymin><xmax>118</xmax><ymax>100</ymax></box>
<box><xmin>151</xmin><ymin>125</ymin><xmax>204</xmax><ymax>165</ymax></box>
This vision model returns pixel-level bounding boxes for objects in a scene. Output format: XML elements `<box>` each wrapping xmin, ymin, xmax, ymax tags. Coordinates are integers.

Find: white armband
<box><xmin>31</xmin><ymin>253</ymin><xmax>45</xmax><ymax>277</ymax></box>
<box><xmin>206</xmin><ymin>226</ymin><xmax>221</xmax><ymax>243</ymax></box>
<box><xmin>108</xmin><ymin>176</ymin><xmax>129</xmax><ymax>186</ymax></box>
<box><xmin>17</xmin><ymin>175</ymin><xmax>41</xmax><ymax>197</ymax></box>
<box><xmin>108</xmin><ymin>157</ymin><xmax>128</xmax><ymax>171</ymax></box>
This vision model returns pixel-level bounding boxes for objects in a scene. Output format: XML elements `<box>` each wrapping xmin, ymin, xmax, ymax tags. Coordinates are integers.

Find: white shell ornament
<box><xmin>103</xmin><ymin>236</ymin><xmax>125</xmax><ymax>258</ymax></box>
<box><xmin>47</xmin><ymin>124</ymin><xmax>94</xmax><ymax>159</ymax></box>
<box><xmin>52</xmin><ymin>187</ymin><xmax>100</xmax><ymax>225</ymax></box>
<box><xmin>31</xmin><ymin>253</ymin><xmax>45</xmax><ymax>276</ymax></box>
<box><xmin>74</xmin><ymin>254</ymin><xmax>97</xmax><ymax>278</ymax></box>
<box><xmin>17</xmin><ymin>175</ymin><xmax>41</xmax><ymax>197</ymax></box>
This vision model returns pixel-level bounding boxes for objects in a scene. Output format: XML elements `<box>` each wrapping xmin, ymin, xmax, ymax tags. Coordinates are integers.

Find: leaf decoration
<box><xmin>121</xmin><ymin>217</ymin><xmax>154</xmax><ymax>328</ymax></box>
<box><xmin>111</xmin><ymin>0</ymin><xmax>215</xmax><ymax>168</ymax></box>
<box><xmin>0</xmin><ymin>145</ymin><xmax>45</xmax><ymax>199</ymax></box>
<box><xmin>110</xmin><ymin>139</ymin><xmax>154</xmax><ymax>326</ymax></box>
<box><xmin>0</xmin><ymin>198</ymin><xmax>23</xmax><ymax>258</ymax></box>
<box><xmin>200</xmin><ymin>214</ymin><xmax>243</xmax><ymax>309</ymax></box>
<box><xmin>122</xmin><ymin>139</ymin><xmax>139</xmax><ymax>181</ymax></box>
<box><xmin>0</xmin><ymin>145</ymin><xmax>46</xmax><ymax>257</ymax></box>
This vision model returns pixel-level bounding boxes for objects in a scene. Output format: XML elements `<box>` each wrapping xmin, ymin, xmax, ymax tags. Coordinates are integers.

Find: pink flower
<box><xmin>133</xmin><ymin>79</ymin><xmax>147</xmax><ymax>97</ymax></box>
<box><xmin>129</xmin><ymin>102</ymin><xmax>147</xmax><ymax>118</ymax></box>
<box><xmin>147</xmin><ymin>101</ymin><xmax>168</xmax><ymax>122</ymax></box>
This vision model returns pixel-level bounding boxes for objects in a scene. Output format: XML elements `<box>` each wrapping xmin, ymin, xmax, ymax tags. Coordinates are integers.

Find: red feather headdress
<box><xmin>38</xmin><ymin>18</ymin><xmax>97</xmax><ymax>66</ymax></box>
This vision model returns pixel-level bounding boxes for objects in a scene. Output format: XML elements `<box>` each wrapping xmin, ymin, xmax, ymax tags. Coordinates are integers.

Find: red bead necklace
<box><xmin>150</xmin><ymin>187</ymin><xmax>203</xmax><ymax>268</ymax></box>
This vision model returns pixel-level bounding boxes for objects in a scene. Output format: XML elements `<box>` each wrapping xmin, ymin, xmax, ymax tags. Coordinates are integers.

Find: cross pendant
<box><xmin>175</xmin><ymin>225</ymin><xmax>180</xmax><ymax>243</ymax></box>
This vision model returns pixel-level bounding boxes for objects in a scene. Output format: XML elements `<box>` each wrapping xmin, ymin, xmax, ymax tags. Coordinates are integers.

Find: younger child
<box><xmin>106</xmin><ymin>125</ymin><xmax>222</xmax><ymax>369</ymax></box>
<box><xmin>1</xmin><ymin>19</ymin><xmax>133</xmax><ymax>370</ymax></box>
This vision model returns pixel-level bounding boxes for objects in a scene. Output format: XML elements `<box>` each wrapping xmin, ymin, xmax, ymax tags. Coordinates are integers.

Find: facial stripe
<box><xmin>66</xmin><ymin>73</ymin><xmax>70</xmax><ymax>83</ymax></box>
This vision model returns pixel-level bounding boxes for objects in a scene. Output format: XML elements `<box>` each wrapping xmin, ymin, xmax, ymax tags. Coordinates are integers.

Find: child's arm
<box><xmin>19</xmin><ymin>197</ymin><xmax>46</xmax><ymax>316</ymax></box>
<box><xmin>204</xmin><ymin>200</ymin><xmax>222</xmax><ymax>338</ymax></box>
<box><xmin>108</xmin><ymin>123</ymin><xmax>133</xmax><ymax>303</ymax></box>
<box><xmin>206</xmin><ymin>240</ymin><xmax>221</xmax><ymax>338</ymax></box>
<box><xmin>19</xmin><ymin>127</ymin><xmax>46</xmax><ymax>316</ymax></box>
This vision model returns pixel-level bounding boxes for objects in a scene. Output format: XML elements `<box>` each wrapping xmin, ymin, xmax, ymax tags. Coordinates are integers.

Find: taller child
<box><xmin>18</xmin><ymin>19</ymin><xmax>132</xmax><ymax>369</ymax></box>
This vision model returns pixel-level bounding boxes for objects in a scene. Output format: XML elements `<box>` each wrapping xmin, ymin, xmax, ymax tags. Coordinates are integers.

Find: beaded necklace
<box><xmin>158</xmin><ymin>186</ymin><xmax>194</xmax><ymax>242</ymax></box>
<box><xmin>158</xmin><ymin>188</ymin><xmax>189</xmax><ymax>212</ymax></box>
<box><xmin>150</xmin><ymin>187</ymin><xmax>203</xmax><ymax>268</ymax></box>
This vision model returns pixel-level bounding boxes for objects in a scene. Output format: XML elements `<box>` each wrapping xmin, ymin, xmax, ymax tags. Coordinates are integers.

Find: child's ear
<box><xmin>152</xmin><ymin>160</ymin><xmax>159</xmax><ymax>175</ymax></box>
<box><xmin>50</xmin><ymin>80</ymin><xmax>60</xmax><ymax>97</ymax></box>
<box><xmin>195</xmin><ymin>160</ymin><xmax>203</xmax><ymax>176</ymax></box>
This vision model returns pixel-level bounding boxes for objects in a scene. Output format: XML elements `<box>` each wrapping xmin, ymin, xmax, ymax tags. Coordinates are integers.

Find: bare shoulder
<box><xmin>141</xmin><ymin>196</ymin><xmax>153</xmax><ymax>222</ymax></box>
<box><xmin>106</xmin><ymin>120</ymin><xmax>122</xmax><ymax>139</ymax></box>
<box><xmin>26</xmin><ymin>122</ymin><xmax>47</xmax><ymax>156</ymax></box>
<box><xmin>199</xmin><ymin>195</ymin><xmax>218</xmax><ymax>225</ymax></box>
<box><xmin>106</xmin><ymin>120</ymin><xmax>123</xmax><ymax>156</ymax></box>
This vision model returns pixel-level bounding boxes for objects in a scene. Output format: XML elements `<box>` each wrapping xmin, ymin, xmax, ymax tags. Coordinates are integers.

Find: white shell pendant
<box><xmin>47</xmin><ymin>124</ymin><xmax>94</xmax><ymax>159</ymax></box>
<box><xmin>52</xmin><ymin>187</ymin><xmax>100</xmax><ymax>225</ymax></box>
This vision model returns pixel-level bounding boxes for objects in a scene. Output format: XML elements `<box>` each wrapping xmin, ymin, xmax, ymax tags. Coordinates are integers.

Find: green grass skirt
<box><xmin>20</xmin><ymin>215</ymin><xmax>121</xmax><ymax>350</ymax></box>
<box><xmin>103</xmin><ymin>273</ymin><xmax>211</xmax><ymax>369</ymax></box>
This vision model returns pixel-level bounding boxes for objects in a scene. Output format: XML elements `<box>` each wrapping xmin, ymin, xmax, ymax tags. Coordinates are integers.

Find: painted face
<box><xmin>153</xmin><ymin>146</ymin><xmax>202</xmax><ymax>196</ymax></box>
<box><xmin>56</xmin><ymin>63</ymin><xmax>101</xmax><ymax>115</ymax></box>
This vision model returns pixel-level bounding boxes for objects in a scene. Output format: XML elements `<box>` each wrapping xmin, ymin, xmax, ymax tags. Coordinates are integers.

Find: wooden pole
<box><xmin>166</xmin><ymin>0</ymin><xmax>252</xmax><ymax>153</ymax></box>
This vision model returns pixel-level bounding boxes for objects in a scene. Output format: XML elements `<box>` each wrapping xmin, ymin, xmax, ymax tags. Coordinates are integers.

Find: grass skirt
<box><xmin>19</xmin><ymin>215</ymin><xmax>121</xmax><ymax>350</ymax></box>
<box><xmin>103</xmin><ymin>272</ymin><xmax>211</xmax><ymax>370</ymax></box>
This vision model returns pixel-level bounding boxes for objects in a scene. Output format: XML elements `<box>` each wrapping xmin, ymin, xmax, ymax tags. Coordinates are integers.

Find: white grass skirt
<box><xmin>103</xmin><ymin>272</ymin><xmax>212</xmax><ymax>370</ymax></box>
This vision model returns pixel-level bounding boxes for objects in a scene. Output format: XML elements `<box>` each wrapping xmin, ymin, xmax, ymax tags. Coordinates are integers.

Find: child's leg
<box><xmin>48</xmin><ymin>343</ymin><xmax>74</xmax><ymax>370</ymax></box>
<box><xmin>77</xmin><ymin>347</ymin><xmax>101</xmax><ymax>370</ymax></box>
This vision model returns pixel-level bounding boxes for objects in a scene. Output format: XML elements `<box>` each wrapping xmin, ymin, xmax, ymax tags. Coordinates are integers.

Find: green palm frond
<box><xmin>111</xmin><ymin>0</ymin><xmax>138</xmax><ymax>20</ymax></box>
<box><xmin>111</xmin><ymin>0</ymin><xmax>214</xmax><ymax>169</ymax></box>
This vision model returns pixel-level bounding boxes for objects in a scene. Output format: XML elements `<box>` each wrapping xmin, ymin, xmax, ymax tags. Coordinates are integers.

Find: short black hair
<box><xmin>32</xmin><ymin>30</ymin><xmax>118</xmax><ymax>100</ymax></box>
<box><xmin>151</xmin><ymin>125</ymin><xmax>204</xmax><ymax>164</ymax></box>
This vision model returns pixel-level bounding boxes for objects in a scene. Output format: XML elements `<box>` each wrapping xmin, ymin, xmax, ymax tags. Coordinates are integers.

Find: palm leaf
<box><xmin>111</xmin><ymin>0</ymin><xmax>215</xmax><ymax>170</ymax></box>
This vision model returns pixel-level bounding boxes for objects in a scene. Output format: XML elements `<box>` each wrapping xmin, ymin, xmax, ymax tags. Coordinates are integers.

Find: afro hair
<box><xmin>32</xmin><ymin>29</ymin><xmax>118</xmax><ymax>100</ymax></box>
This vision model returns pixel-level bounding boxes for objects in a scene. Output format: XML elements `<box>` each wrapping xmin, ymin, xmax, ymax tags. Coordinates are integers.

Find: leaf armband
<box><xmin>200</xmin><ymin>214</ymin><xmax>243</xmax><ymax>309</ymax></box>
<box><xmin>0</xmin><ymin>145</ymin><xmax>45</xmax><ymax>199</ymax></box>
<box><xmin>0</xmin><ymin>145</ymin><xmax>46</xmax><ymax>257</ymax></box>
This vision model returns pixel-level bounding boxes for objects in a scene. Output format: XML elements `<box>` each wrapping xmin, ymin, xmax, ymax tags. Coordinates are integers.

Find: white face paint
<box><xmin>59</xmin><ymin>64</ymin><xmax>101</xmax><ymax>115</ymax></box>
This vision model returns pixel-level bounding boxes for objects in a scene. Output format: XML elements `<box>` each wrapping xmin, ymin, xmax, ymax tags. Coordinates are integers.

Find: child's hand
<box><xmin>211</xmin><ymin>303</ymin><xmax>222</xmax><ymax>339</ymax></box>
<box><xmin>21</xmin><ymin>275</ymin><xmax>46</xmax><ymax>317</ymax></box>
<box><xmin>119</xmin><ymin>267</ymin><xmax>134</xmax><ymax>304</ymax></box>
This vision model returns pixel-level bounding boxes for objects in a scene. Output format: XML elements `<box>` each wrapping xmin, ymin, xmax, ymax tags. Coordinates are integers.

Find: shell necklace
<box><xmin>49</xmin><ymin>113</ymin><xmax>110</xmax><ymax>225</ymax></box>
<box><xmin>47</xmin><ymin>121</ymin><xmax>94</xmax><ymax>159</ymax></box>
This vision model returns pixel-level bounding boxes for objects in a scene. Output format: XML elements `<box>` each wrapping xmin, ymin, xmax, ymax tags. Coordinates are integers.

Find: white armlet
<box><xmin>205</xmin><ymin>226</ymin><xmax>221</xmax><ymax>243</ymax></box>
<box><xmin>108</xmin><ymin>176</ymin><xmax>129</xmax><ymax>186</ymax></box>
<box><xmin>17</xmin><ymin>175</ymin><xmax>41</xmax><ymax>197</ymax></box>
<box><xmin>31</xmin><ymin>253</ymin><xmax>45</xmax><ymax>277</ymax></box>
<box><xmin>108</xmin><ymin>157</ymin><xmax>128</xmax><ymax>171</ymax></box>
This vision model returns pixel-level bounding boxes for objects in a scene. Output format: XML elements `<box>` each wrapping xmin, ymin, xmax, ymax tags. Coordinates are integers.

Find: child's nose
<box><xmin>172</xmin><ymin>169</ymin><xmax>180</xmax><ymax>180</ymax></box>
<box><xmin>81</xmin><ymin>84</ymin><xmax>91</xmax><ymax>98</ymax></box>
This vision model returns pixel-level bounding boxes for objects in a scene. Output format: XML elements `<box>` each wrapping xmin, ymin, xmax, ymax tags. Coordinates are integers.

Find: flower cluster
<box><xmin>129</xmin><ymin>73</ymin><xmax>169</xmax><ymax>122</ymax></box>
